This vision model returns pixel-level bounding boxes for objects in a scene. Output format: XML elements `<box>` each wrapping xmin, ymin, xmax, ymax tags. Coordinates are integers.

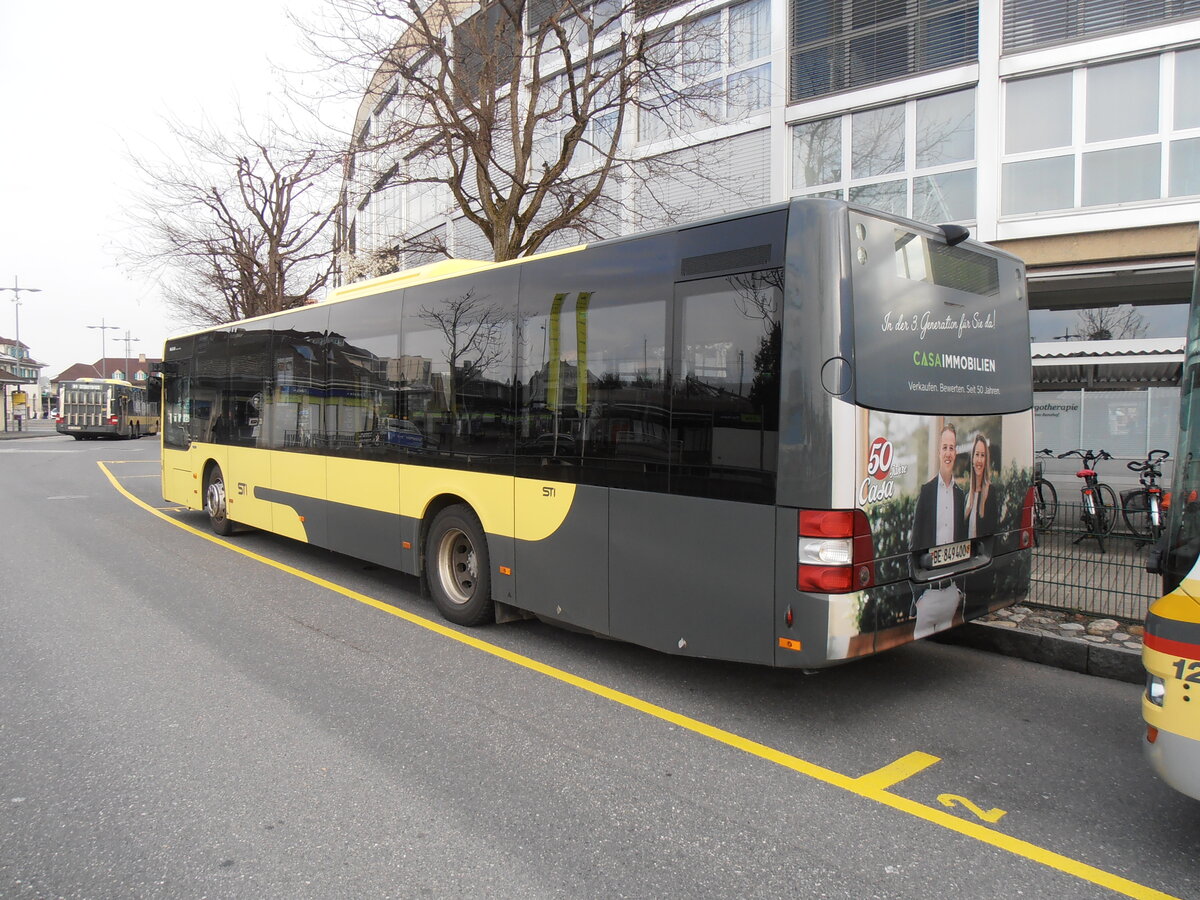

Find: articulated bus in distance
<box><xmin>1143</xmin><ymin>242</ymin><xmax>1200</xmax><ymax>800</ymax></box>
<box><xmin>157</xmin><ymin>198</ymin><xmax>1034</xmax><ymax>668</ymax></box>
<box><xmin>56</xmin><ymin>378</ymin><xmax>160</xmax><ymax>440</ymax></box>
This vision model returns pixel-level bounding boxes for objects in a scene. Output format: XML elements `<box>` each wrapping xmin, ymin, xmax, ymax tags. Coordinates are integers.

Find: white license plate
<box><xmin>930</xmin><ymin>540</ymin><xmax>971</xmax><ymax>567</ymax></box>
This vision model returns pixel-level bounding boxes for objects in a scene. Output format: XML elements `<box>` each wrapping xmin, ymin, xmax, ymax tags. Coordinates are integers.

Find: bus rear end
<box><xmin>1141</xmin><ymin>249</ymin><xmax>1200</xmax><ymax>800</ymax></box>
<box><xmin>56</xmin><ymin>380</ymin><xmax>120</xmax><ymax>439</ymax></box>
<box><xmin>777</xmin><ymin>200</ymin><xmax>1034</xmax><ymax>667</ymax></box>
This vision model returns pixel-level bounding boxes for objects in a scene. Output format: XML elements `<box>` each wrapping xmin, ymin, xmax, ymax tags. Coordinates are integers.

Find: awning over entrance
<box><xmin>1032</xmin><ymin>338</ymin><xmax>1185</xmax><ymax>389</ymax></box>
<box><xmin>1026</xmin><ymin>259</ymin><xmax>1195</xmax><ymax>308</ymax></box>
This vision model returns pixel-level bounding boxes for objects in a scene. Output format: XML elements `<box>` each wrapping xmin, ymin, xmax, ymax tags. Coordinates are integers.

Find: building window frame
<box><xmin>1000</xmin><ymin>47</ymin><xmax>1200</xmax><ymax>219</ymax></box>
<box><xmin>789</xmin><ymin>0</ymin><xmax>979</xmax><ymax>103</ymax></box>
<box><xmin>790</xmin><ymin>86</ymin><xmax>978</xmax><ymax>223</ymax></box>
<box><xmin>636</xmin><ymin>0</ymin><xmax>774</xmax><ymax>146</ymax></box>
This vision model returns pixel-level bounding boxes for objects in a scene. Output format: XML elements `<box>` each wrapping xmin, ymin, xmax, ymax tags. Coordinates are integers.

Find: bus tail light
<box><xmin>1020</xmin><ymin>486</ymin><xmax>1036</xmax><ymax>548</ymax></box>
<box><xmin>108</xmin><ymin>415</ymin><xmax>119</xmax><ymax>426</ymax></box>
<box><xmin>798</xmin><ymin>509</ymin><xmax>874</xmax><ymax>594</ymax></box>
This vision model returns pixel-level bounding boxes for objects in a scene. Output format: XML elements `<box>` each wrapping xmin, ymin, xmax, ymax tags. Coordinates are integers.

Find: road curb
<box><xmin>0</xmin><ymin>431</ymin><xmax>59</xmax><ymax>441</ymax></box>
<box><xmin>935</xmin><ymin>621</ymin><xmax>1144</xmax><ymax>684</ymax></box>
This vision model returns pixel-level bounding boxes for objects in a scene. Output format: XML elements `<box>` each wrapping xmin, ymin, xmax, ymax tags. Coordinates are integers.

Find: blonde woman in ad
<box><xmin>965</xmin><ymin>433</ymin><xmax>997</xmax><ymax>539</ymax></box>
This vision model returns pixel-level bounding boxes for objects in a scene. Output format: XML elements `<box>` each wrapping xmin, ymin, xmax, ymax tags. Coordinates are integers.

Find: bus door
<box><xmin>160</xmin><ymin>340</ymin><xmax>201</xmax><ymax>505</ymax></box>
<box><xmin>607</xmin><ymin>270</ymin><xmax>781</xmax><ymax>665</ymax></box>
<box><xmin>512</xmin><ymin>280</ymin><xmax>609</xmax><ymax>634</ymax></box>
<box><xmin>267</xmin><ymin>310</ymin><xmax>329</xmax><ymax>546</ymax></box>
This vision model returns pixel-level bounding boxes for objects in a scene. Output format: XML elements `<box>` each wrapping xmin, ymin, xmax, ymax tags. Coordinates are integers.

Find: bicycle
<box><xmin>1058</xmin><ymin>449</ymin><xmax>1117</xmax><ymax>552</ymax></box>
<box><xmin>1033</xmin><ymin>448</ymin><xmax>1058</xmax><ymax>531</ymax></box>
<box><xmin>1122</xmin><ymin>449</ymin><xmax>1170</xmax><ymax>543</ymax></box>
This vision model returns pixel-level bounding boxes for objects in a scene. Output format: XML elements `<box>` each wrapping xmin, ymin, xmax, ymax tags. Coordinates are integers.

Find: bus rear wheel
<box><xmin>204</xmin><ymin>464</ymin><xmax>236</xmax><ymax>536</ymax></box>
<box><xmin>425</xmin><ymin>505</ymin><xmax>494</xmax><ymax>627</ymax></box>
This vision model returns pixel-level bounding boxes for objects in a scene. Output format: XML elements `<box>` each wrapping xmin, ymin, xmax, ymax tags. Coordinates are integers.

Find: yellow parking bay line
<box><xmin>98</xmin><ymin>462</ymin><xmax>1179</xmax><ymax>900</ymax></box>
<box><xmin>855</xmin><ymin>751</ymin><xmax>941</xmax><ymax>790</ymax></box>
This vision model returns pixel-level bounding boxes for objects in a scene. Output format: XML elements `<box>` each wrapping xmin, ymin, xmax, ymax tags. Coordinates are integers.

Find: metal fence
<box><xmin>1031</xmin><ymin>499</ymin><xmax>1161</xmax><ymax>621</ymax></box>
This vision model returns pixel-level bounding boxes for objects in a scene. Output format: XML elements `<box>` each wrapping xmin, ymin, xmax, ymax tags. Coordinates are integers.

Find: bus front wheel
<box><xmin>425</xmin><ymin>505</ymin><xmax>494</xmax><ymax>627</ymax></box>
<box><xmin>204</xmin><ymin>464</ymin><xmax>236</xmax><ymax>536</ymax></box>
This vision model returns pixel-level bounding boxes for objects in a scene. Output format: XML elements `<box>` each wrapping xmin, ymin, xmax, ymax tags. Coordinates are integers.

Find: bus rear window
<box><xmin>894</xmin><ymin>230</ymin><xmax>1000</xmax><ymax>297</ymax></box>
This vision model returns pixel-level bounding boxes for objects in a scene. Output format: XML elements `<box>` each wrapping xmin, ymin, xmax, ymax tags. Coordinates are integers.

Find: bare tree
<box><xmin>1076</xmin><ymin>305</ymin><xmax>1149</xmax><ymax>341</ymax></box>
<box><xmin>298</xmin><ymin>0</ymin><xmax>734</xmax><ymax>269</ymax></box>
<box><xmin>122</xmin><ymin>118</ymin><xmax>341</xmax><ymax>326</ymax></box>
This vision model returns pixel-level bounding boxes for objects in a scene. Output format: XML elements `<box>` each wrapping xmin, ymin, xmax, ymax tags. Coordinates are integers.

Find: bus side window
<box><xmin>670</xmin><ymin>268</ymin><xmax>782</xmax><ymax>503</ymax></box>
<box><xmin>164</xmin><ymin>376</ymin><xmax>192</xmax><ymax>449</ymax></box>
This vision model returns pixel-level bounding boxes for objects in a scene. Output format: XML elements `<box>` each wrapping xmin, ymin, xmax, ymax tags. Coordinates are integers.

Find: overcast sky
<box><xmin>0</xmin><ymin>1</ymin><xmax>345</xmax><ymax>378</ymax></box>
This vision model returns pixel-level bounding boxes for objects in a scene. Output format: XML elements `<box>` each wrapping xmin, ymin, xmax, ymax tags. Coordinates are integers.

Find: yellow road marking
<box><xmin>939</xmin><ymin>794</ymin><xmax>1008</xmax><ymax>824</ymax></box>
<box><xmin>855</xmin><ymin>751</ymin><xmax>941</xmax><ymax>790</ymax></box>
<box><xmin>98</xmin><ymin>462</ymin><xmax>1180</xmax><ymax>900</ymax></box>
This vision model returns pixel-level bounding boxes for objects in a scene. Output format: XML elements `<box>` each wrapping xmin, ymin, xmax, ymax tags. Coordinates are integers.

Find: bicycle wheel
<box><xmin>1034</xmin><ymin>479</ymin><xmax>1057</xmax><ymax>530</ymax></box>
<box><xmin>1095</xmin><ymin>483</ymin><xmax>1118</xmax><ymax>536</ymax></box>
<box><xmin>1122</xmin><ymin>489</ymin><xmax>1151</xmax><ymax>539</ymax></box>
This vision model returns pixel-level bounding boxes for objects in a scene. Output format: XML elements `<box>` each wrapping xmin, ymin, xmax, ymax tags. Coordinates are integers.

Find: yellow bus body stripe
<box><xmin>102</xmin><ymin>460</ymin><xmax>1181</xmax><ymax>900</ymax></box>
<box><xmin>161</xmin><ymin>447</ymin><xmax>577</xmax><ymax>543</ymax></box>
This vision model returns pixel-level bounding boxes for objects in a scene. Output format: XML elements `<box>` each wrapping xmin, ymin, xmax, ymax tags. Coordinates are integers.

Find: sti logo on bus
<box><xmin>860</xmin><ymin>437</ymin><xmax>897</xmax><ymax>505</ymax></box>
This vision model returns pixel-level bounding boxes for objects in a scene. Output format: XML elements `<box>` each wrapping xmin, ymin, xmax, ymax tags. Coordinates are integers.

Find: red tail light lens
<box><xmin>798</xmin><ymin>509</ymin><xmax>875</xmax><ymax>593</ymax></box>
<box><xmin>109</xmin><ymin>415</ymin><xmax>119</xmax><ymax>426</ymax></box>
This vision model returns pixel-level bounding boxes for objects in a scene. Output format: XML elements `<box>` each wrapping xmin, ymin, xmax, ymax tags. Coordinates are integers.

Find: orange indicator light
<box><xmin>778</xmin><ymin>637</ymin><xmax>803</xmax><ymax>651</ymax></box>
<box><xmin>402</xmin><ymin>541</ymin><xmax>412</xmax><ymax>550</ymax></box>
<box><xmin>499</xmin><ymin>566</ymin><xmax>512</xmax><ymax>576</ymax></box>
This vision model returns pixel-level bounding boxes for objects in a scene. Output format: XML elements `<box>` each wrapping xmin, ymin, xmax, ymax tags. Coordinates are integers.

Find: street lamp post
<box><xmin>0</xmin><ymin>276</ymin><xmax>43</xmax><ymax>432</ymax></box>
<box><xmin>86</xmin><ymin>319</ymin><xmax>121</xmax><ymax>378</ymax></box>
<box><xmin>120</xmin><ymin>330</ymin><xmax>140</xmax><ymax>382</ymax></box>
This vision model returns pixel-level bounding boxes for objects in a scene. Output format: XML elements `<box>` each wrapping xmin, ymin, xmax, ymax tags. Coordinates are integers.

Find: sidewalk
<box><xmin>936</xmin><ymin>604</ymin><xmax>1144</xmax><ymax>684</ymax></box>
<box><xmin>0</xmin><ymin>419</ymin><xmax>59</xmax><ymax>440</ymax></box>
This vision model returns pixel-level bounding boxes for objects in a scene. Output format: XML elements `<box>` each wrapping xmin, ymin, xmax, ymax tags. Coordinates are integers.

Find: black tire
<box><xmin>1034</xmin><ymin>479</ymin><xmax>1057</xmax><ymax>531</ymax></box>
<box><xmin>1122</xmin><ymin>489</ymin><xmax>1152</xmax><ymax>539</ymax></box>
<box><xmin>204</xmin><ymin>464</ymin><xmax>236</xmax><ymax>536</ymax></box>
<box><xmin>425</xmin><ymin>505</ymin><xmax>494</xmax><ymax>627</ymax></box>
<box><xmin>1095</xmin><ymin>483</ymin><xmax>1118</xmax><ymax>536</ymax></box>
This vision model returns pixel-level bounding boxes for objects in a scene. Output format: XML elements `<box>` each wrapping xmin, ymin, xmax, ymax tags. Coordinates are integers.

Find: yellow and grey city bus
<box><xmin>56</xmin><ymin>377</ymin><xmax>159</xmax><ymax>440</ymax></box>
<box><xmin>1143</xmin><ymin>243</ymin><xmax>1200</xmax><ymax>799</ymax></box>
<box><xmin>157</xmin><ymin>199</ymin><xmax>1034</xmax><ymax>667</ymax></box>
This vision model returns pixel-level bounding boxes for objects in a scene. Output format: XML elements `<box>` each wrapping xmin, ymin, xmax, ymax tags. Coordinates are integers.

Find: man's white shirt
<box><xmin>935</xmin><ymin>476</ymin><xmax>956</xmax><ymax>545</ymax></box>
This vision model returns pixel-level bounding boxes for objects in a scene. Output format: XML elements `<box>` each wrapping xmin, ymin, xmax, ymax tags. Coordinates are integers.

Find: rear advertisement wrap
<box><xmin>827</xmin><ymin>408</ymin><xmax>1034</xmax><ymax>660</ymax></box>
<box><xmin>850</xmin><ymin>213</ymin><xmax>1032</xmax><ymax>416</ymax></box>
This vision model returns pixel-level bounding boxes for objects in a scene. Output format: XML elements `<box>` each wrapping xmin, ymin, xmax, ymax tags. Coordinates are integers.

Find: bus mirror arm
<box><xmin>939</xmin><ymin>224</ymin><xmax>970</xmax><ymax>247</ymax></box>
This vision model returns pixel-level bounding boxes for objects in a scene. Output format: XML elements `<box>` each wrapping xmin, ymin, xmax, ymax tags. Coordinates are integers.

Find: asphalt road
<box><xmin>1</xmin><ymin>435</ymin><xmax>1197</xmax><ymax>899</ymax></box>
